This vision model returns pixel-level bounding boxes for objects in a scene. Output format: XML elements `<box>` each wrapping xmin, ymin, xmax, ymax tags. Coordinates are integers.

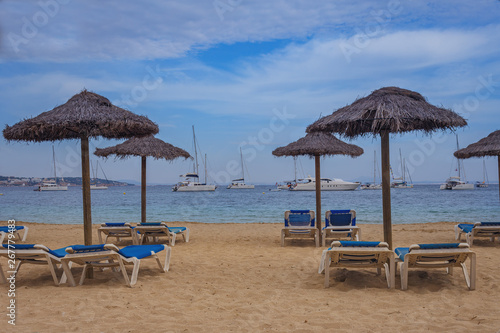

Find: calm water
<box><xmin>1</xmin><ymin>184</ymin><xmax>499</xmax><ymax>225</ymax></box>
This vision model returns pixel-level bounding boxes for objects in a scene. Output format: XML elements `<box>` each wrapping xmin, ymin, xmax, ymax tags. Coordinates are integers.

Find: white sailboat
<box><xmin>227</xmin><ymin>148</ymin><xmax>254</xmax><ymax>189</ymax></box>
<box><xmin>360</xmin><ymin>150</ymin><xmax>382</xmax><ymax>190</ymax></box>
<box><xmin>290</xmin><ymin>175</ymin><xmax>360</xmax><ymax>191</ymax></box>
<box><xmin>35</xmin><ymin>146</ymin><xmax>68</xmax><ymax>191</ymax></box>
<box><xmin>391</xmin><ymin>149</ymin><xmax>413</xmax><ymax>188</ymax></box>
<box><xmin>476</xmin><ymin>159</ymin><xmax>489</xmax><ymax>188</ymax></box>
<box><xmin>440</xmin><ymin>136</ymin><xmax>474</xmax><ymax>190</ymax></box>
<box><xmin>172</xmin><ymin>126</ymin><xmax>217</xmax><ymax>192</ymax></box>
<box><xmin>90</xmin><ymin>160</ymin><xmax>108</xmax><ymax>190</ymax></box>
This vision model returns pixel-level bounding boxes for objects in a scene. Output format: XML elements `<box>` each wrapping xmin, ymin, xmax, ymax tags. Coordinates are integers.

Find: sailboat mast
<box><xmin>373</xmin><ymin>150</ymin><xmax>376</xmax><ymax>185</ymax></box>
<box><xmin>52</xmin><ymin>145</ymin><xmax>57</xmax><ymax>184</ymax></box>
<box><xmin>399</xmin><ymin>148</ymin><xmax>404</xmax><ymax>182</ymax></box>
<box><xmin>456</xmin><ymin>135</ymin><xmax>461</xmax><ymax>178</ymax></box>
<box><xmin>204</xmin><ymin>154</ymin><xmax>207</xmax><ymax>184</ymax></box>
<box><xmin>293</xmin><ymin>156</ymin><xmax>297</xmax><ymax>183</ymax></box>
<box><xmin>240</xmin><ymin>147</ymin><xmax>244</xmax><ymax>181</ymax></box>
<box><xmin>192</xmin><ymin>126</ymin><xmax>199</xmax><ymax>175</ymax></box>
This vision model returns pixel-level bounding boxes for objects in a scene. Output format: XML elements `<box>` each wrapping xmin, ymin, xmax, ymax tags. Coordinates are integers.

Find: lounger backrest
<box><xmin>478</xmin><ymin>222</ymin><xmax>500</xmax><ymax>226</ymax></box>
<box><xmin>407</xmin><ymin>243</ymin><xmax>470</xmax><ymax>265</ymax></box>
<box><xmin>325</xmin><ymin>210</ymin><xmax>356</xmax><ymax>228</ymax></box>
<box><xmin>329</xmin><ymin>241</ymin><xmax>391</xmax><ymax>263</ymax></box>
<box><xmin>102</xmin><ymin>223</ymin><xmax>130</xmax><ymax>227</ymax></box>
<box><xmin>285</xmin><ymin>210</ymin><xmax>315</xmax><ymax>227</ymax></box>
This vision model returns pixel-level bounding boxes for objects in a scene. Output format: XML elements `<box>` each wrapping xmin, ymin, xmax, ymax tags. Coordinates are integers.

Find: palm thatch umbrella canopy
<box><xmin>454</xmin><ymin>130</ymin><xmax>500</xmax><ymax>200</ymax></box>
<box><xmin>3</xmin><ymin>89</ymin><xmax>159</xmax><ymax>248</ymax></box>
<box><xmin>95</xmin><ymin>135</ymin><xmax>191</xmax><ymax>222</ymax></box>
<box><xmin>307</xmin><ymin>86</ymin><xmax>467</xmax><ymax>249</ymax></box>
<box><xmin>273</xmin><ymin>132</ymin><xmax>364</xmax><ymax>243</ymax></box>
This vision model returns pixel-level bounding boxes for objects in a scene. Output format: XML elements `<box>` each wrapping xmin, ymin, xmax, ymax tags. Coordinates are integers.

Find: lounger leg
<box><xmin>61</xmin><ymin>260</ymin><xmax>76</xmax><ymax>287</ymax></box>
<box><xmin>184</xmin><ymin>229</ymin><xmax>190</xmax><ymax>242</ymax></box>
<box><xmin>161</xmin><ymin>246</ymin><xmax>171</xmax><ymax>272</ymax></box>
<box><xmin>462</xmin><ymin>253</ymin><xmax>476</xmax><ymax>290</ymax></box>
<box><xmin>0</xmin><ymin>262</ymin><xmax>6</xmax><ymax>283</ymax></box>
<box><xmin>79</xmin><ymin>264</ymin><xmax>90</xmax><ymax>285</ymax></box>
<box><xmin>321</xmin><ymin>231</ymin><xmax>326</xmax><ymax>247</ymax></box>
<box><xmin>21</xmin><ymin>227</ymin><xmax>28</xmax><ymax>241</ymax></box>
<box><xmin>466</xmin><ymin>233</ymin><xmax>473</xmax><ymax>246</ymax></box>
<box><xmin>389</xmin><ymin>256</ymin><xmax>395</xmax><ymax>288</ymax></box>
<box><xmin>400</xmin><ymin>261</ymin><xmax>409</xmax><ymax>290</ymax></box>
<box><xmin>127</xmin><ymin>259</ymin><xmax>138</xmax><ymax>287</ymax></box>
<box><xmin>324</xmin><ymin>254</ymin><xmax>330</xmax><ymax>288</ymax></box>
<box><xmin>46</xmin><ymin>256</ymin><xmax>60</xmax><ymax>286</ymax></box>
<box><xmin>454</xmin><ymin>225</ymin><xmax>461</xmax><ymax>241</ymax></box>
<box><xmin>59</xmin><ymin>261</ymin><xmax>72</xmax><ymax>285</ymax></box>
<box><xmin>98</xmin><ymin>231</ymin><xmax>104</xmax><ymax>244</ymax></box>
<box><xmin>170</xmin><ymin>233</ymin><xmax>176</xmax><ymax>246</ymax></box>
<box><xmin>315</xmin><ymin>230</ymin><xmax>319</xmax><ymax>248</ymax></box>
<box><xmin>357</xmin><ymin>229</ymin><xmax>361</xmax><ymax>241</ymax></box>
<box><xmin>281</xmin><ymin>230</ymin><xmax>285</xmax><ymax>247</ymax></box>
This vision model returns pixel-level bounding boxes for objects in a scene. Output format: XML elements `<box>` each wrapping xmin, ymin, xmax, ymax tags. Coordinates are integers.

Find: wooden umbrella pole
<box><xmin>81</xmin><ymin>137</ymin><xmax>93</xmax><ymax>279</ymax></box>
<box><xmin>141</xmin><ymin>156</ymin><xmax>147</xmax><ymax>223</ymax></box>
<box><xmin>381</xmin><ymin>131</ymin><xmax>393</xmax><ymax>249</ymax></box>
<box><xmin>315</xmin><ymin>154</ymin><xmax>322</xmax><ymax>245</ymax></box>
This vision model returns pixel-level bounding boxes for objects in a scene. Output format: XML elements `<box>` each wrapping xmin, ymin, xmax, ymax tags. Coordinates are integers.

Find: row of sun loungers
<box><xmin>98</xmin><ymin>222</ymin><xmax>189</xmax><ymax>246</ymax></box>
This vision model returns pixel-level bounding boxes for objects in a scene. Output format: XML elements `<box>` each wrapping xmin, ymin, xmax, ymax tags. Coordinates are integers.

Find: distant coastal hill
<box><xmin>0</xmin><ymin>175</ymin><xmax>134</xmax><ymax>187</ymax></box>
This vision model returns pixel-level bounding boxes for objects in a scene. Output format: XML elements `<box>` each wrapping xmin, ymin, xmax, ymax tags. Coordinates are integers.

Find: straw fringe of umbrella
<box><xmin>307</xmin><ymin>87</ymin><xmax>467</xmax><ymax>137</ymax></box>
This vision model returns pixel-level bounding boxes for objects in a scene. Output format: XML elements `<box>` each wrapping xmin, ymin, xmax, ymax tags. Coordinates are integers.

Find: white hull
<box><xmin>291</xmin><ymin>177</ymin><xmax>359</xmax><ymax>191</ymax></box>
<box><xmin>36</xmin><ymin>184</ymin><xmax>68</xmax><ymax>191</ymax></box>
<box><xmin>360</xmin><ymin>184</ymin><xmax>382</xmax><ymax>190</ymax></box>
<box><xmin>173</xmin><ymin>184</ymin><xmax>216</xmax><ymax>192</ymax></box>
<box><xmin>227</xmin><ymin>183</ymin><xmax>255</xmax><ymax>189</ymax></box>
<box><xmin>91</xmin><ymin>185</ymin><xmax>108</xmax><ymax>190</ymax></box>
<box><xmin>392</xmin><ymin>184</ymin><xmax>413</xmax><ymax>189</ymax></box>
<box><xmin>440</xmin><ymin>177</ymin><xmax>474</xmax><ymax>190</ymax></box>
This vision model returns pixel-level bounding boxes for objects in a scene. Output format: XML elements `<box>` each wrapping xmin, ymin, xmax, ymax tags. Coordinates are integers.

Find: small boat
<box><xmin>440</xmin><ymin>135</ymin><xmax>474</xmax><ymax>191</ymax></box>
<box><xmin>361</xmin><ymin>150</ymin><xmax>382</xmax><ymax>190</ymax></box>
<box><xmin>173</xmin><ymin>126</ymin><xmax>217</xmax><ymax>192</ymax></box>
<box><xmin>290</xmin><ymin>176</ymin><xmax>360</xmax><ymax>191</ymax></box>
<box><xmin>391</xmin><ymin>149</ymin><xmax>413</xmax><ymax>188</ymax></box>
<box><xmin>35</xmin><ymin>146</ymin><xmax>68</xmax><ymax>191</ymax></box>
<box><xmin>227</xmin><ymin>148</ymin><xmax>254</xmax><ymax>189</ymax></box>
<box><xmin>476</xmin><ymin>159</ymin><xmax>489</xmax><ymax>188</ymax></box>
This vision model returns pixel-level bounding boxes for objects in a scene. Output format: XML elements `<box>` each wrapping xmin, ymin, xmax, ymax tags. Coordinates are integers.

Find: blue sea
<box><xmin>1</xmin><ymin>184</ymin><xmax>499</xmax><ymax>225</ymax></box>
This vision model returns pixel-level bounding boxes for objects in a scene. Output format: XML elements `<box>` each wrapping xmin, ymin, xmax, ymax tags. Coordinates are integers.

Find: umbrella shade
<box><xmin>306</xmin><ymin>87</ymin><xmax>467</xmax><ymax>249</ymax></box>
<box><xmin>273</xmin><ymin>132</ymin><xmax>363</xmax><ymax>244</ymax></box>
<box><xmin>454</xmin><ymin>130</ymin><xmax>500</xmax><ymax>200</ymax></box>
<box><xmin>3</xmin><ymin>89</ymin><xmax>159</xmax><ymax>249</ymax></box>
<box><xmin>95</xmin><ymin>135</ymin><xmax>191</xmax><ymax>222</ymax></box>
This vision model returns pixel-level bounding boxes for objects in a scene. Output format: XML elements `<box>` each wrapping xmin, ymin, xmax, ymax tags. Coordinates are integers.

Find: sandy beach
<box><xmin>1</xmin><ymin>221</ymin><xmax>500</xmax><ymax>332</ymax></box>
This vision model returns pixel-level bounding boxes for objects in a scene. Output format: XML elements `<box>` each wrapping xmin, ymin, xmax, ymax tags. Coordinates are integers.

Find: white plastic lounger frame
<box><xmin>281</xmin><ymin>210</ymin><xmax>319</xmax><ymax>247</ymax></box>
<box><xmin>61</xmin><ymin>244</ymin><xmax>171</xmax><ymax>287</ymax></box>
<box><xmin>0</xmin><ymin>225</ymin><xmax>29</xmax><ymax>243</ymax></box>
<box><xmin>161</xmin><ymin>222</ymin><xmax>190</xmax><ymax>243</ymax></box>
<box><xmin>322</xmin><ymin>210</ymin><xmax>360</xmax><ymax>247</ymax></box>
<box><xmin>396</xmin><ymin>243</ymin><xmax>476</xmax><ymax>291</ymax></box>
<box><xmin>319</xmin><ymin>241</ymin><xmax>395</xmax><ymax>288</ymax></box>
<box><xmin>455</xmin><ymin>222</ymin><xmax>500</xmax><ymax>246</ymax></box>
<box><xmin>134</xmin><ymin>222</ymin><xmax>177</xmax><ymax>246</ymax></box>
<box><xmin>0</xmin><ymin>244</ymin><xmax>69</xmax><ymax>286</ymax></box>
<box><xmin>97</xmin><ymin>223</ymin><xmax>138</xmax><ymax>245</ymax></box>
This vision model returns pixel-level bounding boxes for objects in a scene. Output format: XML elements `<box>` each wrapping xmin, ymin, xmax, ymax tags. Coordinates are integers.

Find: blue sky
<box><xmin>1</xmin><ymin>0</ymin><xmax>499</xmax><ymax>184</ymax></box>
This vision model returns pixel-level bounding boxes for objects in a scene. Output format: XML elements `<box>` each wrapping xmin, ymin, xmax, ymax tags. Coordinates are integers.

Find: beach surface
<box><xmin>1</xmin><ymin>221</ymin><xmax>499</xmax><ymax>332</ymax></box>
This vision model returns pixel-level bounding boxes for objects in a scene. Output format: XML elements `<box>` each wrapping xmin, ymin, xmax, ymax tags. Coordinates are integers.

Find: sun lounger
<box><xmin>0</xmin><ymin>225</ymin><xmax>29</xmax><ymax>243</ymax></box>
<box><xmin>61</xmin><ymin>244</ymin><xmax>171</xmax><ymax>287</ymax></box>
<box><xmin>319</xmin><ymin>241</ymin><xmax>395</xmax><ymax>288</ymax></box>
<box><xmin>162</xmin><ymin>222</ymin><xmax>189</xmax><ymax>243</ymax></box>
<box><xmin>97</xmin><ymin>223</ymin><xmax>138</xmax><ymax>245</ymax></box>
<box><xmin>394</xmin><ymin>243</ymin><xmax>476</xmax><ymax>290</ymax></box>
<box><xmin>455</xmin><ymin>222</ymin><xmax>500</xmax><ymax>246</ymax></box>
<box><xmin>134</xmin><ymin>222</ymin><xmax>180</xmax><ymax>246</ymax></box>
<box><xmin>0</xmin><ymin>244</ymin><xmax>71</xmax><ymax>286</ymax></box>
<box><xmin>281</xmin><ymin>210</ymin><xmax>319</xmax><ymax>247</ymax></box>
<box><xmin>322</xmin><ymin>210</ymin><xmax>360</xmax><ymax>246</ymax></box>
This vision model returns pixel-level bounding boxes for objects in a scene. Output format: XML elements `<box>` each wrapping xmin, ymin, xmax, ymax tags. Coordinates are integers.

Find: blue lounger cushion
<box><xmin>395</xmin><ymin>243</ymin><xmax>463</xmax><ymax>261</ymax></box>
<box><xmin>69</xmin><ymin>244</ymin><xmax>164</xmax><ymax>259</ymax></box>
<box><xmin>328</xmin><ymin>241</ymin><xmax>382</xmax><ymax>250</ymax></box>
<box><xmin>0</xmin><ymin>226</ymin><xmax>25</xmax><ymax>232</ymax></box>
<box><xmin>2</xmin><ymin>244</ymin><xmax>71</xmax><ymax>258</ymax></box>
<box><xmin>457</xmin><ymin>224</ymin><xmax>475</xmax><ymax>233</ymax></box>
<box><xmin>168</xmin><ymin>227</ymin><xmax>187</xmax><ymax>233</ymax></box>
<box><xmin>138</xmin><ymin>222</ymin><xmax>163</xmax><ymax>226</ymax></box>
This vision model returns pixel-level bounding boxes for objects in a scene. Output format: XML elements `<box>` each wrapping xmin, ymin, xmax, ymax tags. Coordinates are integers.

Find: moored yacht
<box><xmin>440</xmin><ymin>177</ymin><xmax>474</xmax><ymax>190</ymax></box>
<box><xmin>290</xmin><ymin>176</ymin><xmax>359</xmax><ymax>191</ymax></box>
<box><xmin>227</xmin><ymin>148</ymin><xmax>254</xmax><ymax>189</ymax></box>
<box><xmin>173</xmin><ymin>173</ymin><xmax>217</xmax><ymax>192</ymax></box>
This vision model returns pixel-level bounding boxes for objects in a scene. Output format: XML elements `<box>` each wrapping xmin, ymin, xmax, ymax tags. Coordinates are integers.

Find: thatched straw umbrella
<box><xmin>454</xmin><ymin>130</ymin><xmax>500</xmax><ymax>200</ymax></box>
<box><xmin>3</xmin><ymin>89</ymin><xmax>158</xmax><ymax>248</ymax></box>
<box><xmin>272</xmin><ymin>132</ymin><xmax>363</xmax><ymax>243</ymax></box>
<box><xmin>95</xmin><ymin>135</ymin><xmax>191</xmax><ymax>222</ymax></box>
<box><xmin>307</xmin><ymin>87</ymin><xmax>467</xmax><ymax>249</ymax></box>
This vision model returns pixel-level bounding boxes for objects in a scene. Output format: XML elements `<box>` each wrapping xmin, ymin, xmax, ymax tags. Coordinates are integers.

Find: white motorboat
<box><xmin>173</xmin><ymin>173</ymin><xmax>217</xmax><ymax>192</ymax></box>
<box><xmin>34</xmin><ymin>146</ymin><xmax>68</xmax><ymax>191</ymax></box>
<box><xmin>290</xmin><ymin>176</ymin><xmax>359</xmax><ymax>191</ymax></box>
<box><xmin>227</xmin><ymin>148</ymin><xmax>254</xmax><ymax>189</ymax></box>
<box><xmin>440</xmin><ymin>177</ymin><xmax>474</xmax><ymax>190</ymax></box>
<box><xmin>173</xmin><ymin>126</ymin><xmax>217</xmax><ymax>192</ymax></box>
<box><xmin>361</xmin><ymin>150</ymin><xmax>382</xmax><ymax>190</ymax></box>
<box><xmin>440</xmin><ymin>135</ymin><xmax>474</xmax><ymax>191</ymax></box>
<box><xmin>277</xmin><ymin>181</ymin><xmax>295</xmax><ymax>190</ymax></box>
<box><xmin>35</xmin><ymin>181</ymin><xmax>68</xmax><ymax>191</ymax></box>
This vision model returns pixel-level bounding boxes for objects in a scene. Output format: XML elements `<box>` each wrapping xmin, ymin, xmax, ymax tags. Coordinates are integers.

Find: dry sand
<box><xmin>1</xmin><ymin>221</ymin><xmax>500</xmax><ymax>333</ymax></box>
